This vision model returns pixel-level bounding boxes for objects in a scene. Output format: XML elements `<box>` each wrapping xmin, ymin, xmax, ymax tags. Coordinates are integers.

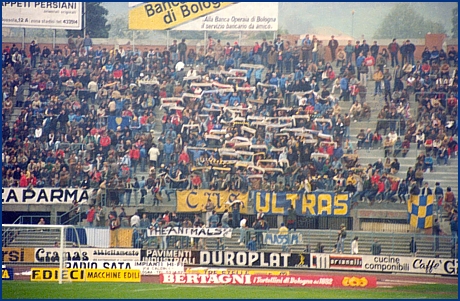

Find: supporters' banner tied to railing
<box><xmin>147</xmin><ymin>226</ymin><xmax>233</xmax><ymax>238</ymax></box>
<box><xmin>107</xmin><ymin>116</ymin><xmax>131</xmax><ymax>131</ymax></box>
<box><xmin>407</xmin><ymin>195</ymin><xmax>434</xmax><ymax>229</ymax></box>
<box><xmin>263</xmin><ymin>233</ymin><xmax>303</xmax><ymax>245</ymax></box>
<box><xmin>2</xmin><ymin>188</ymin><xmax>89</xmax><ymax>204</ymax></box>
<box><xmin>176</xmin><ymin>190</ymin><xmax>249</xmax><ymax>214</ymax></box>
<box><xmin>129</xmin><ymin>2</ymin><xmax>234</xmax><ymax>30</ymax></box>
<box><xmin>253</xmin><ymin>191</ymin><xmax>350</xmax><ymax>216</ymax></box>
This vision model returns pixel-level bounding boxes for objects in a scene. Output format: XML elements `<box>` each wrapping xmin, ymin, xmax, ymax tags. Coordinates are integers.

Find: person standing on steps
<box><xmin>388</xmin><ymin>38</ymin><xmax>399</xmax><ymax>67</ymax></box>
<box><xmin>410</xmin><ymin>237</ymin><xmax>417</xmax><ymax>256</ymax></box>
<box><xmin>371</xmin><ymin>238</ymin><xmax>381</xmax><ymax>255</ymax></box>
<box><xmin>328</xmin><ymin>35</ymin><xmax>338</xmax><ymax>62</ymax></box>
<box><xmin>351</xmin><ymin>236</ymin><xmax>359</xmax><ymax>254</ymax></box>
<box><xmin>336</xmin><ymin>223</ymin><xmax>347</xmax><ymax>253</ymax></box>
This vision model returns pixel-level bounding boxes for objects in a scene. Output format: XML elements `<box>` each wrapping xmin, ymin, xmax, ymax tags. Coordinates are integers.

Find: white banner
<box><xmin>147</xmin><ymin>227</ymin><xmax>233</xmax><ymax>238</ymax></box>
<box><xmin>2</xmin><ymin>188</ymin><xmax>89</xmax><ymax>204</ymax></box>
<box><xmin>2</xmin><ymin>2</ymin><xmax>82</xmax><ymax>29</ymax></box>
<box><xmin>65</xmin><ymin>261</ymin><xmax>184</xmax><ymax>275</ymax></box>
<box><xmin>173</xmin><ymin>2</ymin><xmax>278</xmax><ymax>31</ymax></box>
<box><xmin>263</xmin><ymin>233</ymin><xmax>303</xmax><ymax>245</ymax></box>
<box><xmin>133</xmin><ymin>261</ymin><xmax>184</xmax><ymax>275</ymax></box>
<box><xmin>34</xmin><ymin>248</ymin><xmax>141</xmax><ymax>263</ymax></box>
<box><xmin>362</xmin><ymin>255</ymin><xmax>458</xmax><ymax>276</ymax></box>
<box><xmin>310</xmin><ymin>253</ymin><xmax>458</xmax><ymax>276</ymax></box>
<box><xmin>141</xmin><ymin>249</ymin><xmax>197</xmax><ymax>264</ymax></box>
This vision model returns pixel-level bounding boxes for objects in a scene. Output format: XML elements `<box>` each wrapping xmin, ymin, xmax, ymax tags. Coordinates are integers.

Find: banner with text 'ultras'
<box><xmin>128</xmin><ymin>2</ymin><xmax>234</xmax><ymax>30</ymax></box>
<box><xmin>176</xmin><ymin>190</ymin><xmax>249</xmax><ymax>214</ymax></box>
<box><xmin>253</xmin><ymin>191</ymin><xmax>350</xmax><ymax>216</ymax></box>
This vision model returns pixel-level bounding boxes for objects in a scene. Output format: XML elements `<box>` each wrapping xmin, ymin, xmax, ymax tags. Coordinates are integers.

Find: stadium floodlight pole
<box><xmin>83</xmin><ymin>2</ymin><xmax>86</xmax><ymax>37</ymax></box>
<box><xmin>133</xmin><ymin>31</ymin><xmax>135</xmax><ymax>52</ymax></box>
<box><xmin>351</xmin><ymin>10</ymin><xmax>355</xmax><ymax>38</ymax></box>
<box><xmin>22</xmin><ymin>28</ymin><xmax>25</xmax><ymax>49</ymax></box>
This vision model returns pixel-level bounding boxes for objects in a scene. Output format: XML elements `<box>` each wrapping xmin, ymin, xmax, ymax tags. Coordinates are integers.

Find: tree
<box><xmin>66</xmin><ymin>2</ymin><xmax>110</xmax><ymax>38</ymax></box>
<box><xmin>109</xmin><ymin>16</ymin><xmax>152</xmax><ymax>40</ymax></box>
<box><xmin>373</xmin><ymin>3</ymin><xmax>446</xmax><ymax>39</ymax></box>
<box><xmin>452</xmin><ymin>7</ymin><xmax>458</xmax><ymax>38</ymax></box>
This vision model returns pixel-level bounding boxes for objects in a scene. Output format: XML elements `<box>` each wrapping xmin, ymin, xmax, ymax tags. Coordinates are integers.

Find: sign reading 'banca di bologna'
<box><xmin>128</xmin><ymin>2</ymin><xmax>278</xmax><ymax>31</ymax></box>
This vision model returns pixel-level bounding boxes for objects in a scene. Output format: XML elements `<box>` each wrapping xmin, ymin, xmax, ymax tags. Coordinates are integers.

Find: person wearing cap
<box><xmin>336</xmin><ymin>223</ymin><xmax>347</xmax><ymax>253</ymax></box>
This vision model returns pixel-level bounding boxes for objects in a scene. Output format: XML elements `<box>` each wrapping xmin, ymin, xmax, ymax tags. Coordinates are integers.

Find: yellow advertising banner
<box><xmin>31</xmin><ymin>268</ymin><xmax>85</xmax><ymax>282</ymax></box>
<box><xmin>85</xmin><ymin>269</ymin><xmax>141</xmax><ymax>282</ymax></box>
<box><xmin>2</xmin><ymin>247</ymin><xmax>35</xmax><ymax>263</ymax></box>
<box><xmin>30</xmin><ymin>268</ymin><xmax>141</xmax><ymax>282</ymax></box>
<box><xmin>129</xmin><ymin>2</ymin><xmax>234</xmax><ymax>30</ymax></box>
<box><xmin>176</xmin><ymin>190</ymin><xmax>249</xmax><ymax>214</ymax></box>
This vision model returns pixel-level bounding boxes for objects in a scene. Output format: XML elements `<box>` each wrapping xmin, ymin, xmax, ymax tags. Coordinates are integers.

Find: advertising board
<box><xmin>2</xmin><ymin>2</ymin><xmax>82</xmax><ymax>29</ymax></box>
<box><xmin>310</xmin><ymin>253</ymin><xmax>458</xmax><ymax>276</ymax></box>
<box><xmin>30</xmin><ymin>268</ymin><xmax>140</xmax><ymax>282</ymax></box>
<box><xmin>2</xmin><ymin>247</ymin><xmax>35</xmax><ymax>263</ymax></box>
<box><xmin>141</xmin><ymin>249</ymin><xmax>196</xmax><ymax>264</ymax></box>
<box><xmin>173</xmin><ymin>2</ymin><xmax>279</xmax><ymax>31</ymax></box>
<box><xmin>160</xmin><ymin>274</ymin><xmax>377</xmax><ymax>288</ymax></box>
<box><xmin>34</xmin><ymin>248</ymin><xmax>141</xmax><ymax>263</ymax></box>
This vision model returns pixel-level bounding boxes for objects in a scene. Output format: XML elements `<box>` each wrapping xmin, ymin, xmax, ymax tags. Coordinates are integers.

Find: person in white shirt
<box><xmin>387</xmin><ymin>131</ymin><xmax>397</xmax><ymax>144</ymax></box>
<box><xmin>148</xmin><ymin>144</ymin><xmax>160</xmax><ymax>168</ymax></box>
<box><xmin>186</xmin><ymin>67</ymin><xmax>197</xmax><ymax>78</ymax></box>
<box><xmin>35</xmin><ymin>126</ymin><xmax>43</xmax><ymax>140</ymax></box>
<box><xmin>130</xmin><ymin>212</ymin><xmax>140</xmax><ymax>228</ymax></box>
<box><xmin>238</xmin><ymin>218</ymin><xmax>247</xmax><ymax>246</ymax></box>
<box><xmin>351</xmin><ymin>236</ymin><xmax>359</xmax><ymax>254</ymax></box>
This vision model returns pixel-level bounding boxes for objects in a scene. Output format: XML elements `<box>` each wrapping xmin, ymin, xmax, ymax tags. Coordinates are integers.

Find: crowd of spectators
<box><xmin>1</xmin><ymin>35</ymin><xmax>458</xmax><ymax>216</ymax></box>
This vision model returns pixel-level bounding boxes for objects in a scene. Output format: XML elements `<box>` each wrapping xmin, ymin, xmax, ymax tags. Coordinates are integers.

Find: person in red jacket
<box><xmin>129</xmin><ymin>145</ymin><xmax>141</xmax><ymax>173</ymax></box>
<box><xmin>19</xmin><ymin>172</ymin><xmax>28</xmax><ymax>187</ymax></box>
<box><xmin>376</xmin><ymin>178</ymin><xmax>386</xmax><ymax>203</ymax></box>
<box><xmin>86</xmin><ymin>205</ymin><xmax>96</xmax><ymax>227</ymax></box>
<box><xmin>178</xmin><ymin>150</ymin><xmax>190</xmax><ymax>165</ymax></box>
<box><xmin>99</xmin><ymin>132</ymin><xmax>111</xmax><ymax>156</ymax></box>
<box><xmin>371</xmin><ymin>170</ymin><xmax>381</xmax><ymax>185</ymax></box>
<box><xmin>364</xmin><ymin>53</ymin><xmax>376</xmax><ymax>82</ymax></box>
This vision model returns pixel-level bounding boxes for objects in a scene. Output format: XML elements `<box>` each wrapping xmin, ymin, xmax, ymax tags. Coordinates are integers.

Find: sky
<box><xmin>102</xmin><ymin>2</ymin><xmax>457</xmax><ymax>39</ymax></box>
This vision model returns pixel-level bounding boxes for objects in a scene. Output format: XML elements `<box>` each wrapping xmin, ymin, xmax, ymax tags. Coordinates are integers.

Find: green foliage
<box><xmin>108</xmin><ymin>16</ymin><xmax>151</xmax><ymax>40</ymax></box>
<box><xmin>66</xmin><ymin>2</ymin><xmax>111</xmax><ymax>38</ymax></box>
<box><xmin>373</xmin><ymin>3</ymin><xmax>446</xmax><ymax>39</ymax></box>
<box><xmin>452</xmin><ymin>7</ymin><xmax>458</xmax><ymax>38</ymax></box>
